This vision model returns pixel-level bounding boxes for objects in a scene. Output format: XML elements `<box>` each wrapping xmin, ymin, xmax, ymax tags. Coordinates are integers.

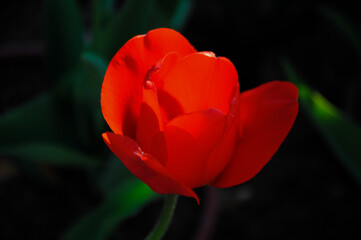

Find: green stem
<box><xmin>145</xmin><ymin>194</ymin><xmax>178</xmax><ymax>240</ymax></box>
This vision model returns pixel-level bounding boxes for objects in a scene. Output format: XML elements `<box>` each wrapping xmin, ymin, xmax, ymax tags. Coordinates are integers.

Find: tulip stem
<box><xmin>145</xmin><ymin>194</ymin><xmax>178</xmax><ymax>240</ymax></box>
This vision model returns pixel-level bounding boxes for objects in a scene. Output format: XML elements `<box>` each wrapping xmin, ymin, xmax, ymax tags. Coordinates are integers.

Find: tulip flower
<box><xmin>101</xmin><ymin>28</ymin><xmax>298</xmax><ymax>204</ymax></box>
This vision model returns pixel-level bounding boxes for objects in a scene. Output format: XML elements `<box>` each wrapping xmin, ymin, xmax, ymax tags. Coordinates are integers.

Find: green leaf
<box><xmin>52</xmin><ymin>52</ymin><xmax>107</xmax><ymax>148</ymax></box>
<box><xmin>82</xmin><ymin>51</ymin><xmax>108</xmax><ymax>77</ymax></box>
<box><xmin>319</xmin><ymin>5</ymin><xmax>361</xmax><ymax>55</ymax></box>
<box><xmin>97</xmin><ymin>155</ymin><xmax>133</xmax><ymax>196</ymax></box>
<box><xmin>92</xmin><ymin>0</ymin><xmax>116</xmax><ymax>38</ymax></box>
<box><xmin>155</xmin><ymin>0</ymin><xmax>192</xmax><ymax>30</ymax></box>
<box><xmin>62</xmin><ymin>179</ymin><xmax>158</xmax><ymax>240</ymax></box>
<box><xmin>45</xmin><ymin>0</ymin><xmax>84</xmax><ymax>83</ymax></box>
<box><xmin>0</xmin><ymin>142</ymin><xmax>101</xmax><ymax>170</ymax></box>
<box><xmin>282</xmin><ymin>60</ymin><xmax>361</xmax><ymax>185</ymax></box>
<box><xmin>91</xmin><ymin>0</ymin><xmax>153</xmax><ymax>59</ymax></box>
<box><xmin>53</xmin><ymin>67</ymin><xmax>93</xmax><ymax>147</ymax></box>
<box><xmin>81</xmin><ymin>51</ymin><xmax>108</xmax><ymax>133</ymax></box>
<box><xmin>0</xmin><ymin>93</ymin><xmax>75</xmax><ymax>146</ymax></box>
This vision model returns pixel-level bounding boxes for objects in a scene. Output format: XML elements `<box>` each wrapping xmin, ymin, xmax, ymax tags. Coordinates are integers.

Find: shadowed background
<box><xmin>1</xmin><ymin>0</ymin><xmax>360</xmax><ymax>239</ymax></box>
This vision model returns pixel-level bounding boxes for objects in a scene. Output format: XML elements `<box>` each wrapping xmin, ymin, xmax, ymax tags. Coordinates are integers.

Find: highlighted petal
<box><xmin>160</xmin><ymin>52</ymin><xmax>239</xmax><ymax>116</ymax></box>
<box><xmin>144</xmin><ymin>28</ymin><xmax>197</xmax><ymax>59</ymax></box>
<box><xmin>102</xmin><ymin>132</ymin><xmax>199</xmax><ymax>203</ymax></box>
<box><xmin>163</xmin><ymin>108</ymin><xmax>227</xmax><ymax>188</ymax></box>
<box><xmin>101</xmin><ymin>28</ymin><xmax>196</xmax><ymax>138</ymax></box>
<box><xmin>212</xmin><ymin>81</ymin><xmax>299</xmax><ymax>188</ymax></box>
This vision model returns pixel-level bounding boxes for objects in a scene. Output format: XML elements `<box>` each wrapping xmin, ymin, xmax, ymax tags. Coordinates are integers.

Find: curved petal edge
<box><xmin>101</xmin><ymin>28</ymin><xmax>196</xmax><ymax>138</ymax></box>
<box><xmin>211</xmin><ymin>81</ymin><xmax>299</xmax><ymax>188</ymax></box>
<box><xmin>102</xmin><ymin>132</ymin><xmax>199</xmax><ymax>203</ymax></box>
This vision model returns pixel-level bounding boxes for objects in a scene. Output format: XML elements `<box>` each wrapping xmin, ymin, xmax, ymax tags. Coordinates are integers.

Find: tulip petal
<box><xmin>211</xmin><ymin>81</ymin><xmax>299</xmax><ymax>188</ymax></box>
<box><xmin>101</xmin><ymin>28</ymin><xmax>196</xmax><ymax>138</ymax></box>
<box><xmin>159</xmin><ymin>52</ymin><xmax>239</xmax><ymax>117</ymax></box>
<box><xmin>136</xmin><ymin>78</ymin><xmax>164</xmax><ymax>154</ymax></box>
<box><xmin>162</xmin><ymin>108</ymin><xmax>227</xmax><ymax>188</ymax></box>
<box><xmin>102</xmin><ymin>132</ymin><xmax>199</xmax><ymax>203</ymax></box>
<box><xmin>204</xmin><ymin>87</ymin><xmax>241</xmax><ymax>183</ymax></box>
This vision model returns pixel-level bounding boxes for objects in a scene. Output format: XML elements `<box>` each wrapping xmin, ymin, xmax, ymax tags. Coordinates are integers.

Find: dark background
<box><xmin>1</xmin><ymin>0</ymin><xmax>360</xmax><ymax>239</ymax></box>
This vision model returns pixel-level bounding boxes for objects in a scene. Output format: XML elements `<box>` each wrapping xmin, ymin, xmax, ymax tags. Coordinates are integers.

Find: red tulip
<box><xmin>101</xmin><ymin>28</ymin><xmax>298</xmax><ymax>203</ymax></box>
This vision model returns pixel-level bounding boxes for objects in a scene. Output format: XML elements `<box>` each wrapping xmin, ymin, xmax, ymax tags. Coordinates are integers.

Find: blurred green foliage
<box><xmin>319</xmin><ymin>5</ymin><xmax>361</xmax><ymax>55</ymax></box>
<box><xmin>281</xmin><ymin>5</ymin><xmax>361</xmax><ymax>186</ymax></box>
<box><xmin>63</xmin><ymin>178</ymin><xmax>157</xmax><ymax>240</ymax></box>
<box><xmin>0</xmin><ymin>0</ymin><xmax>191</xmax><ymax>239</ymax></box>
<box><xmin>283</xmin><ymin>60</ymin><xmax>361</xmax><ymax>186</ymax></box>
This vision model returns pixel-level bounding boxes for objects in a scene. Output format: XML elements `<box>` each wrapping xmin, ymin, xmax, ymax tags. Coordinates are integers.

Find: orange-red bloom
<box><xmin>101</xmin><ymin>28</ymin><xmax>298</xmax><ymax>203</ymax></box>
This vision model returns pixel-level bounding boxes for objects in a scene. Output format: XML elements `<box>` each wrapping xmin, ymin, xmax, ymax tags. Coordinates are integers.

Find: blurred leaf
<box><xmin>91</xmin><ymin>0</ymin><xmax>154</xmax><ymax>59</ymax></box>
<box><xmin>0</xmin><ymin>143</ymin><xmax>101</xmax><ymax>170</ymax></box>
<box><xmin>156</xmin><ymin>0</ymin><xmax>192</xmax><ymax>30</ymax></box>
<box><xmin>92</xmin><ymin>0</ymin><xmax>116</xmax><ymax>37</ymax></box>
<box><xmin>91</xmin><ymin>0</ymin><xmax>193</xmax><ymax>60</ymax></box>
<box><xmin>97</xmin><ymin>155</ymin><xmax>133</xmax><ymax>196</ymax></box>
<box><xmin>62</xmin><ymin>178</ymin><xmax>158</xmax><ymax>240</ymax></box>
<box><xmin>319</xmin><ymin>5</ymin><xmax>361</xmax><ymax>55</ymax></box>
<box><xmin>82</xmin><ymin>51</ymin><xmax>108</xmax><ymax>76</ymax></box>
<box><xmin>55</xmin><ymin>67</ymin><xmax>93</xmax><ymax>147</ymax></box>
<box><xmin>45</xmin><ymin>0</ymin><xmax>84</xmax><ymax>82</ymax></box>
<box><xmin>81</xmin><ymin>51</ymin><xmax>108</xmax><ymax>132</ymax></box>
<box><xmin>283</xmin><ymin>60</ymin><xmax>361</xmax><ymax>185</ymax></box>
<box><xmin>52</xmin><ymin>51</ymin><xmax>107</xmax><ymax>148</ymax></box>
<box><xmin>0</xmin><ymin>93</ymin><xmax>75</xmax><ymax>146</ymax></box>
